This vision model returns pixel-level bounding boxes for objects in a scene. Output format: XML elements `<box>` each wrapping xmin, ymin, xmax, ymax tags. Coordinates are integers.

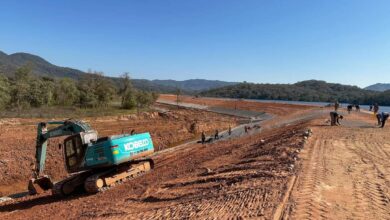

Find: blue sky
<box><xmin>1</xmin><ymin>0</ymin><xmax>389</xmax><ymax>87</ymax></box>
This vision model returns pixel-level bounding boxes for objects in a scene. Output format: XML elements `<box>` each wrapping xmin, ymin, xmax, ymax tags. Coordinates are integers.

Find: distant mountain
<box><xmin>365</xmin><ymin>83</ymin><xmax>390</xmax><ymax>92</ymax></box>
<box><xmin>200</xmin><ymin>80</ymin><xmax>380</xmax><ymax>104</ymax></box>
<box><xmin>0</xmin><ymin>51</ymin><xmax>85</xmax><ymax>79</ymax></box>
<box><xmin>0</xmin><ymin>50</ymin><xmax>236</xmax><ymax>93</ymax></box>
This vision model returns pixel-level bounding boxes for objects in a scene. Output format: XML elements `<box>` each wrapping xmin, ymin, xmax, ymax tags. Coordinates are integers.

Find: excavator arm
<box><xmin>29</xmin><ymin>120</ymin><xmax>96</xmax><ymax>194</ymax></box>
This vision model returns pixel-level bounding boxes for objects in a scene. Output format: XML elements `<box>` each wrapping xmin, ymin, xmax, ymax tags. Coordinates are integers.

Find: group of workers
<box><xmin>200</xmin><ymin>122</ymin><xmax>264</xmax><ymax>144</ymax></box>
<box><xmin>347</xmin><ymin>104</ymin><xmax>360</xmax><ymax>113</ymax></box>
<box><xmin>201</xmin><ymin>126</ymin><xmax>231</xmax><ymax>144</ymax></box>
<box><xmin>200</xmin><ymin>101</ymin><xmax>388</xmax><ymax>144</ymax></box>
<box><xmin>331</xmin><ymin>101</ymin><xmax>389</xmax><ymax>128</ymax></box>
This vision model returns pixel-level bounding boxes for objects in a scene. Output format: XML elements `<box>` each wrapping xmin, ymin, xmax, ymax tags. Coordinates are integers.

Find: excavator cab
<box><xmin>63</xmin><ymin>131</ymin><xmax>97</xmax><ymax>173</ymax></box>
<box><xmin>64</xmin><ymin>134</ymin><xmax>86</xmax><ymax>173</ymax></box>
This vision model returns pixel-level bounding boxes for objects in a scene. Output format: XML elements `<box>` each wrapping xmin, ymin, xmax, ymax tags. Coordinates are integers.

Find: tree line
<box><xmin>0</xmin><ymin>66</ymin><xmax>158</xmax><ymax>110</ymax></box>
<box><xmin>200</xmin><ymin>80</ymin><xmax>390</xmax><ymax>106</ymax></box>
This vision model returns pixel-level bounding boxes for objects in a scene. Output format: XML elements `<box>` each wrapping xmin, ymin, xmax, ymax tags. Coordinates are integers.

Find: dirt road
<box><xmin>286</xmin><ymin>112</ymin><xmax>390</xmax><ymax>219</ymax></box>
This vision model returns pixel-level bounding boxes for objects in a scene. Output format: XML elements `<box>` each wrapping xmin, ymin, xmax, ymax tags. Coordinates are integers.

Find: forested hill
<box><xmin>0</xmin><ymin>51</ymin><xmax>236</xmax><ymax>93</ymax></box>
<box><xmin>200</xmin><ymin>80</ymin><xmax>390</xmax><ymax>105</ymax></box>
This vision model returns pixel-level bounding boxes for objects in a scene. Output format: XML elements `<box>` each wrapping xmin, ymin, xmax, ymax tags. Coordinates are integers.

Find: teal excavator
<box><xmin>28</xmin><ymin>120</ymin><xmax>155</xmax><ymax>196</ymax></box>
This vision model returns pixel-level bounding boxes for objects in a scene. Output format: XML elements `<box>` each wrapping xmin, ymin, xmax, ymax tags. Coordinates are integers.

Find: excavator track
<box><xmin>84</xmin><ymin>159</ymin><xmax>153</xmax><ymax>194</ymax></box>
<box><xmin>52</xmin><ymin>171</ymin><xmax>92</xmax><ymax>197</ymax></box>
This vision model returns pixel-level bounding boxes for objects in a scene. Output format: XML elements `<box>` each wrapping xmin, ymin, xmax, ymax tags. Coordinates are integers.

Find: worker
<box><xmin>334</xmin><ymin>101</ymin><xmax>340</xmax><ymax>111</ymax></box>
<box><xmin>244</xmin><ymin>126</ymin><xmax>248</xmax><ymax>133</ymax></box>
<box><xmin>347</xmin><ymin>105</ymin><xmax>353</xmax><ymax>114</ymax></box>
<box><xmin>373</xmin><ymin>103</ymin><xmax>379</xmax><ymax>114</ymax></box>
<box><xmin>330</xmin><ymin>111</ymin><xmax>343</xmax><ymax>126</ymax></box>
<box><xmin>214</xmin><ymin>129</ymin><xmax>219</xmax><ymax>140</ymax></box>
<box><xmin>201</xmin><ymin>131</ymin><xmax>206</xmax><ymax>144</ymax></box>
<box><xmin>355</xmin><ymin>104</ymin><xmax>360</xmax><ymax>112</ymax></box>
<box><xmin>376</xmin><ymin>112</ymin><xmax>390</xmax><ymax>128</ymax></box>
<box><xmin>228</xmin><ymin>126</ymin><xmax>232</xmax><ymax>136</ymax></box>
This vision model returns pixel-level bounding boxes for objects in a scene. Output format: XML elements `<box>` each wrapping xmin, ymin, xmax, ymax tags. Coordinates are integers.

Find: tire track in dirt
<box><xmin>288</xmin><ymin>114</ymin><xmax>390</xmax><ymax>220</ymax></box>
<box><xmin>289</xmin><ymin>138</ymin><xmax>330</xmax><ymax>220</ymax></box>
<box><xmin>347</xmin><ymin>140</ymin><xmax>390</xmax><ymax>219</ymax></box>
<box><xmin>123</xmin><ymin>158</ymin><xmax>289</xmax><ymax>219</ymax></box>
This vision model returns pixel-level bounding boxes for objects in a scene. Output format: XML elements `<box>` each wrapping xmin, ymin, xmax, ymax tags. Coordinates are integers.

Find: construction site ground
<box><xmin>0</xmin><ymin>105</ymin><xmax>236</xmax><ymax>197</ymax></box>
<box><xmin>1</xmin><ymin>96</ymin><xmax>389</xmax><ymax>219</ymax></box>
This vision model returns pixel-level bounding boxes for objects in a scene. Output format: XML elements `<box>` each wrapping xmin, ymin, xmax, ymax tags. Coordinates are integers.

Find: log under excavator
<box><xmin>28</xmin><ymin>120</ymin><xmax>154</xmax><ymax>196</ymax></box>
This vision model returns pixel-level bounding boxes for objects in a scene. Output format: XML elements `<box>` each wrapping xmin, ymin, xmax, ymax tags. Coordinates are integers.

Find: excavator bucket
<box><xmin>28</xmin><ymin>175</ymin><xmax>53</xmax><ymax>195</ymax></box>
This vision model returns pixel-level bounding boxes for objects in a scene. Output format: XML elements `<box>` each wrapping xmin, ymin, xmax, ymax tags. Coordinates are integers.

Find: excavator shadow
<box><xmin>0</xmin><ymin>191</ymin><xmax>91</xmax><ymax>212</ymax></box>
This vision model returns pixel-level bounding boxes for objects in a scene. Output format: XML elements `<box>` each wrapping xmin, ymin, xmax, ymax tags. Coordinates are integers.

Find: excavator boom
<box><xmin>28</xmin><ymin>120</ymin><xmax>97</xmax><ymax>195</ymax></box>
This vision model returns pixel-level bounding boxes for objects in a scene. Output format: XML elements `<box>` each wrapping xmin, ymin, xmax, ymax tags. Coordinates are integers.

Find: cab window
<box><xmin>64</xmin><ymin>135</ymin><xmax>85</xmax><ymax>172</ymax></box>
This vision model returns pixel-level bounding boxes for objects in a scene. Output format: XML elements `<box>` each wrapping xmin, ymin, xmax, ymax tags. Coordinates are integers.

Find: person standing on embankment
<box><xmin>373</xmin><ymin>103</ymin><xmax>379</xmax><ymax>115</ymax></box>
<box><xmin>334</xmin><ymin>101</ymin><xmax>340</xmax><ymax>111</ymax></box>
<box><xmin>373</xmin><ymin>103</ymin><xmax>380</xmax><ymax>122</ymax></box>
<box><xmin>347</xmin><ymin>105</ymin><xmax>353</xmax><ymax>114</ymax></box>
<box><xmin>201</xmin><ymin>131</ymin><xmax>206</xmax><ymax>144</ymax></box>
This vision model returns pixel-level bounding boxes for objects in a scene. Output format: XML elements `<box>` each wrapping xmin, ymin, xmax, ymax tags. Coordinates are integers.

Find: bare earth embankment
<box><xmin>1</xmin><ymin>96</ymin><xmax>389</xmax><ymax>219</ymax></box>
<box><xmin>286</xmin><ymin>111</ymin><xmax>390</xmax><ymax>219</ymax></box>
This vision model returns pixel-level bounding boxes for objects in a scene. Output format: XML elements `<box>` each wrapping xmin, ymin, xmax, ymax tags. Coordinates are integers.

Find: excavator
<box><xmin>28</xmin><ymin>119</ymin><xmax>154</xmax><ymax>196</ymax></box>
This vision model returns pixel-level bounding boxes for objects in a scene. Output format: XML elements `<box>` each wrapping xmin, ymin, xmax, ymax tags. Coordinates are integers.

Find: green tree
<box><xmin>120</xmin><ymin>72</ymin><xmax>137</xmax><ymax>109</ymax></box>
<box><xmin>77</xmin><ymin>75</ymin><xmax>99</xmax><ymax>108</ymax></box>
<box><xmin>94</xmin><ymin>73</ymin><xmax>115</xmax><ymax>107</ymax></box>
<box><xmin>151</xmin><ymin>92</ymin><xmax>159</xmax><ymax>102</ymax></box>
<box><xmin>11</xmin><ymin>66</ymin><xmax>32</xmax><ymax>109</ymax></box>
<box><xmin>55</xmin><ymin>78</ymin><xmax>79</xmax><ymax>106</ymax></box>
<box><xmin>0</xmin><ymin>75</ymin><xmax>11</xmax><ymax>109</ymax></box>
<box><xmin>77</xmin><ymin>72</ymin><xmax>115</xmax><ymax>108</ymax></box>
<box><xmin>28</xmin><ymin>78</ymin><xmax>47</xmax><ymax>107</ymax></box>
<box><xmin>175</xmin><ymin>87</ymin><xmax>181</xmax><ymax>108</ymax></box>
<box><xmin>41</xmin><ymin>77</ymin><xmax>56</xmax><ymax>106</ymax></box>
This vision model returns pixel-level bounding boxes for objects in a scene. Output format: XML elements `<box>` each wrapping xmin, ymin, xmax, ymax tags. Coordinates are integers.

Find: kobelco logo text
<box><xmin>124</xmin><ymin>139</ymin><xmax>149</xmax><ymax>151</ymax></box>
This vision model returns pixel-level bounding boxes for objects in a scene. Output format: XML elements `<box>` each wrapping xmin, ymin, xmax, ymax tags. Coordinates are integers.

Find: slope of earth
<box><xmin>0</xmin><ymin>112</ymin><xmax>312</xmax><ymax>219</ymax></box>
<box><xmin>159</xmin><ymin>94</ymin><xmax>315</xmax><ymax>116</ymax></box>
<box><xmin>285</xmin><ymin>111</ymin><xmax>390</xmax><ymax>219</ymax></box>
<box><xmin>0</xmin><ymin>107</ymin><xmax>235</xmax><ymax>196</ymax></box>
